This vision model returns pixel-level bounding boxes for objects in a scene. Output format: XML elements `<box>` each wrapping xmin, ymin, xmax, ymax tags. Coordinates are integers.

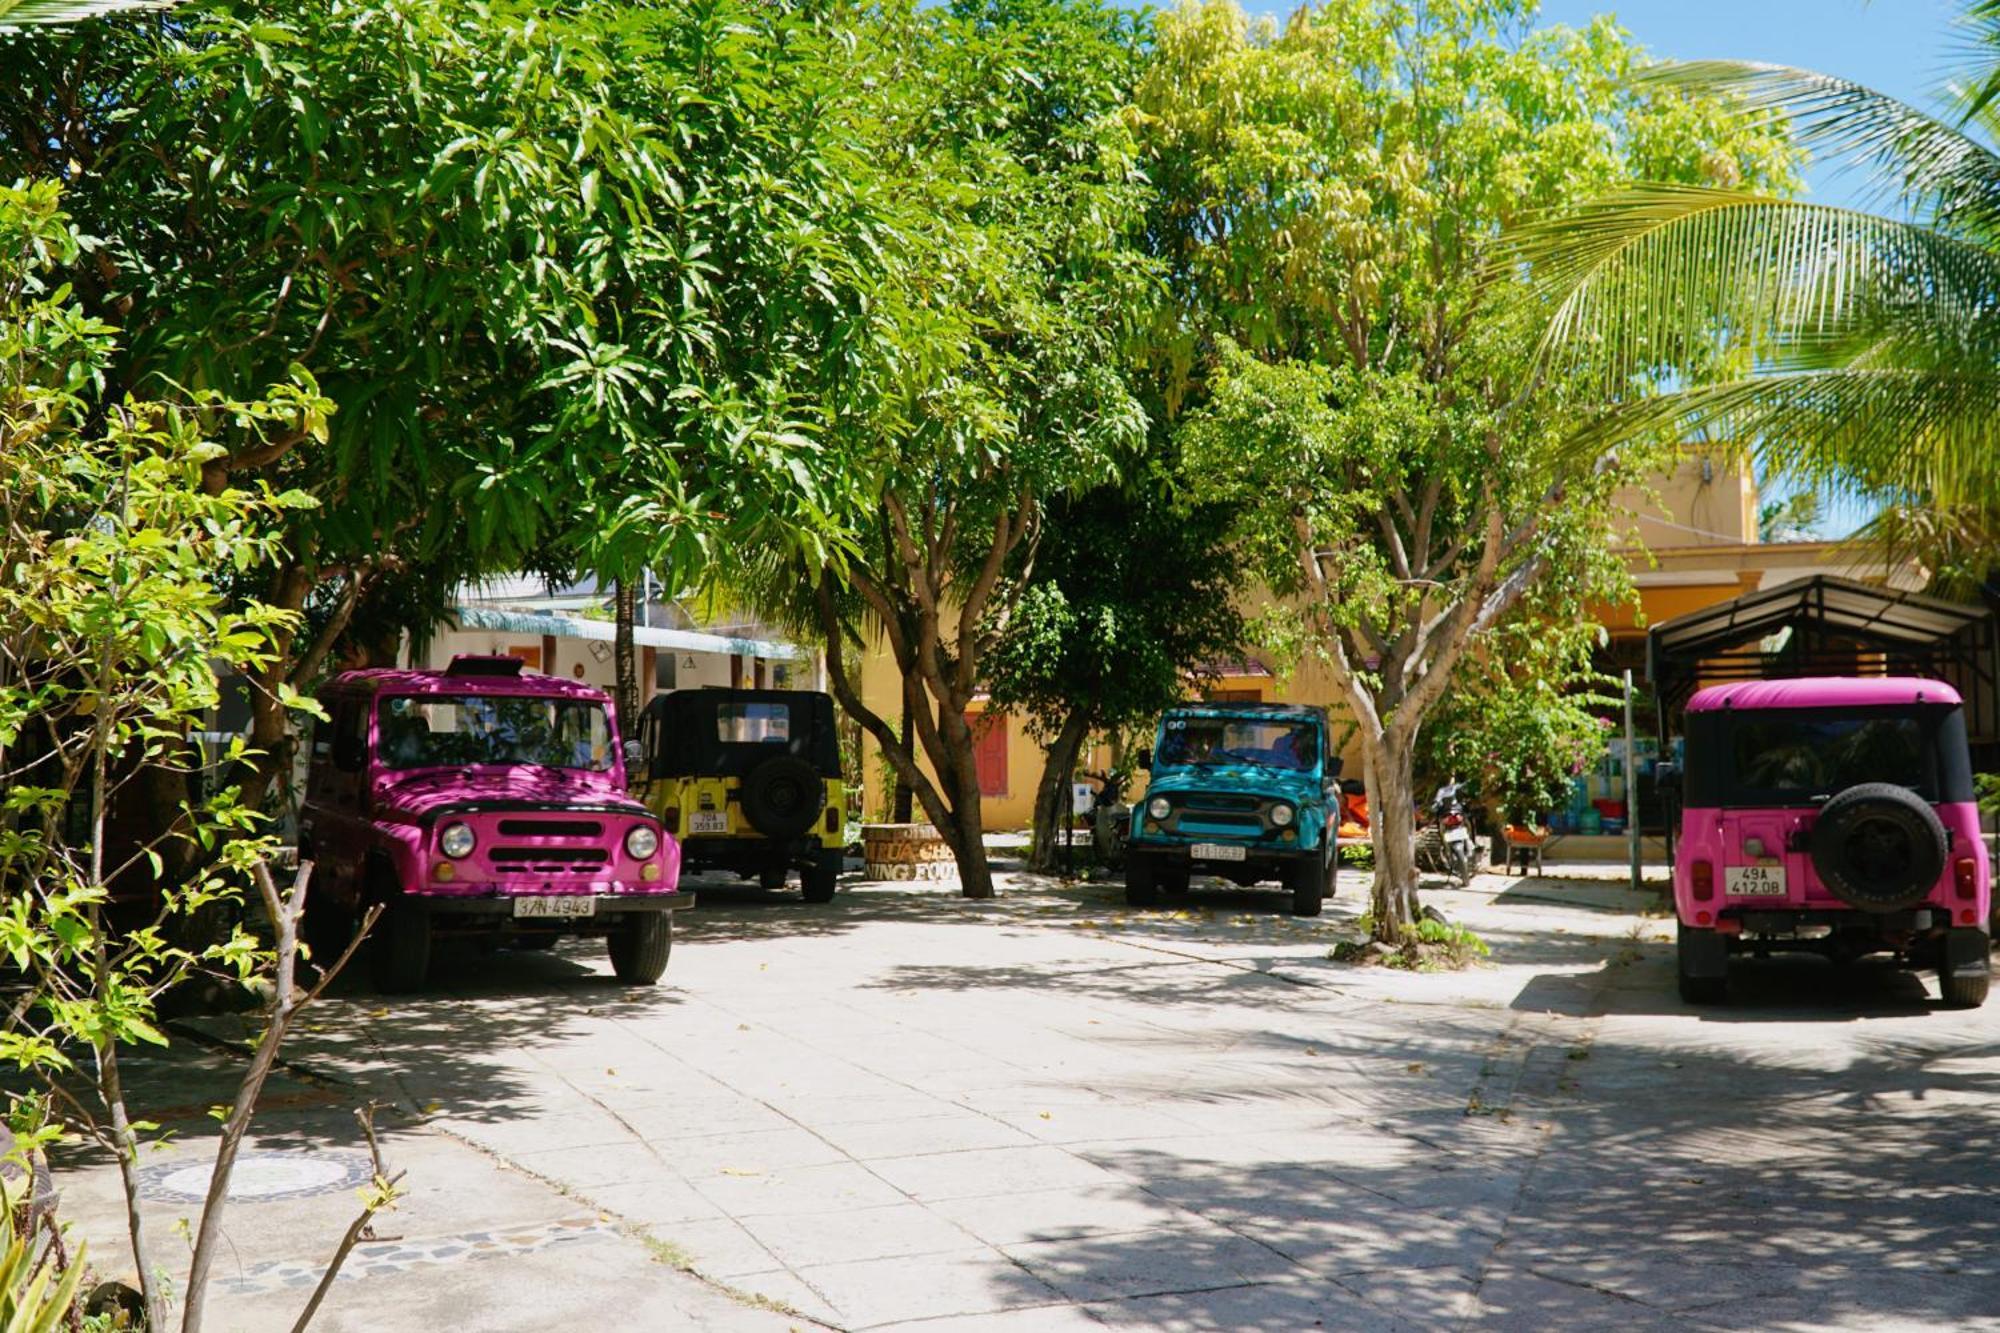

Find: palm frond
<box><xmin>1566</xmin><ymin>366</ymin><xmax>2000</xmax><ymax>511</ymax></box>
<box><xmin>0</xmin><ymin>0</ymin><xmax>174</xmax><ymax>23</ymax></box>
<box><xmin>1641</xmin><ymin>61</ymin><xmax>2000</xmax><ymax>236</ymax></box>
<box><xmin>1948</xmin><ymin>0</ymin><xmax>2000</xmax><ymax>129</ymax></box>
<box><xmin>1518</xmin><ymin>185</ymin><xmax>2000</xmax><ymax>393</ymax></box>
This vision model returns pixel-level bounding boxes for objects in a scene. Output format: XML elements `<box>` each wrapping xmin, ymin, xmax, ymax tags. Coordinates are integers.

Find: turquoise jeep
<box><xmin>1125</xmin><ymin>703</ymin><xmax>1340</xmax><ymax>917</ymax></box>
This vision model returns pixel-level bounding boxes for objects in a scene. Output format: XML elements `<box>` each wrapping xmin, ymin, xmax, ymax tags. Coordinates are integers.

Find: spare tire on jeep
<box><xmin>1809</xmin><ymin>782</ymin><xmax>1948</xmax><ymax>913</ymax></box>
<box><xmin>741</xmin><ymin>754</ymin><xmax>825</xmax><ymax>839</ymax></box>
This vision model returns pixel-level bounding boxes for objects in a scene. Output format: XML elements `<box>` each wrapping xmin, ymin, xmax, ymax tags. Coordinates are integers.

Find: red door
<box><xmin>968</xmin><ymin>714</ymin><xmax>1008</xmax><ymax>798</ymax></box>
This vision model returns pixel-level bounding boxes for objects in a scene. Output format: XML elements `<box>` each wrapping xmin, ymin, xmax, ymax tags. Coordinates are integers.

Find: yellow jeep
<box><xmin>631</xmin><ymin>689</ymin><xmax>845</xmax><ymax>902</ymax></box>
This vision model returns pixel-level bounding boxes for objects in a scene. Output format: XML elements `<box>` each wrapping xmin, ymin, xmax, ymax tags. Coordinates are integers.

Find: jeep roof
<box><xmin>1165</xmin><ymin>702</ymin><xmax>1329</xmax><ymax>723</ymax></box>
<box><xmin>320</xmin><ymin>655</ymin><xmax>609</xmax><ymax>704</ymax></box>
<box><xmin>1687</xmin><ymin>677</ymin><xmax>1962</xmax><ymax>712</ymax></box>
<box><xmin>639</xmin><ymin>688</ymin><xmax>839</xmax><ymax>776</ymax></box>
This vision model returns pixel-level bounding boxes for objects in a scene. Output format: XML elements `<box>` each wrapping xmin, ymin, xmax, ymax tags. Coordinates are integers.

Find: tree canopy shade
<box><xmin>1137</xmin><ymin>0</ymin><xmax>1796</xmax><ymax>939</ymax></box>
<box><xmin>984</xmin><ymin>485</ymin><xmax>1249</xmax><ymax>869</ymax></box>
<box><xmin>0</xmin><ymin>0</ymin><xmax>875</xmax><ymax>801</ymax></box>
<box><xmin>1515</xmin><ymin>8</ymin><xmax>2000</xmax><ymax>595</ymax></box>
<box><xmin>794</xmin><ymin>0</ymin><xmax>1156</xmax><ymax>899</ymax></box>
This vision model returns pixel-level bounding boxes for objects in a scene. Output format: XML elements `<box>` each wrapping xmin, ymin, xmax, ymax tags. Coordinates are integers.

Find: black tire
<box><xmin>369</xmin><ymin>890</ymin><xmax>432</xmax><ymax>994</ymax></box>
<box><xmin>1676</xmin><ymin>923</ymin><xmax>1726</xmax><ymax>1005</ymax></box>
<box><xmin>1159</xmin><ymin>867</ymin><xmax>1191</xmax><ymax>898</ymax></box>
<box><xmin>740</xmin><ymin>756</ymin><xmax>826</xmax><ymax>839</ymax></box>
<box><xmin>1125</xmin><ymin>857</ymin><xmax>1160</xmax><ymax>908</ymax></box>
<box><xmin>608</xmin><ymin>914</ymin><xmax>673</xmax><ymax>984</ymax></box>
<box><xmin>1941</xmin><ymin>964</ymin><xmax>1990</xmax><ymax>1009</ymax></box>
<box><xmin>759</xmin><ymin>863</ymin><xmax>790</xmax><ymax>891</ymax></box>
<box><xmin>299</xmin><ymin>883</ymin><xmax>354</xmax><ymax>975</ymax></box>
<box><xmin>1286</xmin><ymin>858</ymin><xmax>1323</xmax><ymax>917</ymax></box>
<box><xmin>803</xmin><ymin>848</ymin><xmax>841</xmax><ymax>904</ymax></box>
<box><xmin>1446</xmin><ymin>840</ymin><xmax>1474</xmax><ymax>887</ymax></box>
<box><xmin>1940</xmin><ymin>928</ymin><xmax>1991</xmax><ymax>1009</ymax></box>
<box><xmin>1809</xmin><ymin>782</ymin><xmax>1948</xmax><ymax>913</ymax></box>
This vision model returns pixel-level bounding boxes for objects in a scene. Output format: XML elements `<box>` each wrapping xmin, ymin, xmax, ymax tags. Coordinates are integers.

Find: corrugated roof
<box><xmin>450</xmin><ymin>606</ymin><xmax>802</xmax><ymax>661</ymax></box>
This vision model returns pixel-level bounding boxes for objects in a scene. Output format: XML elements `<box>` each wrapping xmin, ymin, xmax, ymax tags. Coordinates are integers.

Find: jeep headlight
<box><xmin>1147</xmin><ymin>796</ymin><xmax>1171</xmax><ymax>820</ymax></box>
<box><xmin>1269</xmin><ymin>802</ymin><xmax>1295</xmax><ymax>828</ymax></box>
<box><xmin>439</xmin><ymin>821</ymin><xmax>476</xmax><ymax>860</ymax></box>
<box><xmin>625</xmin><ymin>824</ymin><xmax>660</xmax><ymax>860</ymax></box>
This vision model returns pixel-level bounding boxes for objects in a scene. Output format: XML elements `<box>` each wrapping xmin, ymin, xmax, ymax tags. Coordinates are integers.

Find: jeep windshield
<box><xmin>1686</xmin><ymin>705</ymin><xmax>1973</xmax><ymax>807</ymax></box>
<box><xmin>378</xmin><ymin>694</ymin><xmax>613</xmax><ymax>771</ymax></box>
<box><xmin>1157</xmin><ymin>717</ymin><xmax>1319</xmax><ymax>771</ymax></box>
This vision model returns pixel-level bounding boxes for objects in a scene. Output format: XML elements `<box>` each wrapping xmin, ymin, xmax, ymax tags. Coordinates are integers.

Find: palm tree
<box><xmin>1518</xmin><ymin>2</ymin><xmax>2000</xmax><ymax>588</ymax></box>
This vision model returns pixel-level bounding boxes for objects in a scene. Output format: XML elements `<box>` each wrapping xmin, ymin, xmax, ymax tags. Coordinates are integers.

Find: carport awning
<box><xmin>1646</xmin><ymin>575</ymin><xmax>1995</xmax><ymax>735</ymax></box>
<box><xmin>451</xmin><ymin>605</ymin><xmax>802</xmax><ymax>661</ymax></box>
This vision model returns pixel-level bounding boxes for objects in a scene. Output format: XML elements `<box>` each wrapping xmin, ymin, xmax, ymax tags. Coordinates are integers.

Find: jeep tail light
<box><xmin>659</xmin><ymin>808</ymin><xmax>679</xmax><ymax>835</ymax></box>
<box><xmin>1955</xmin><ymin>857</ymin><xmax>1978</xmax><ymax>900</ymax></box>
<box><xmin>1691</xmin><ymin>860</ymin><xmax>1714</xmax><ymax>902</ymax></box>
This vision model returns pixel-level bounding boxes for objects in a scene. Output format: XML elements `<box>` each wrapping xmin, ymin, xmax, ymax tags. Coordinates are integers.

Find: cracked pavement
<box><xmin>72</xmin><ymin>859</ymin><xmax>2000</xmax><ymax>1330</ymax></box>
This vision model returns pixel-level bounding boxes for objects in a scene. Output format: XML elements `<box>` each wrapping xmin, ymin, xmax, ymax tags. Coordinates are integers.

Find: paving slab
<box><xmin>37</xmin><ymin>859</ymin><xmax>2000</xmax><ymax>1330</ymax></box>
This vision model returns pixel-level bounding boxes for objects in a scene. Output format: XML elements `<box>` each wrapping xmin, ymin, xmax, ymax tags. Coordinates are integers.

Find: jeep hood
<box><xmin>371</xmin><ymin>767</ymin><xmax>644</xmax><ymax>821</ymax></box>
<box><xmin>1145</xmin><ymin>765</ymin><xmax>1322</xmax><ymax>805</ymax></box>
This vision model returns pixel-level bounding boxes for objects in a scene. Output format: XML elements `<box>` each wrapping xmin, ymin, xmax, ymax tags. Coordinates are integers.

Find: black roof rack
<box><xmin>444</xmin><ymin>654</ymin><xmax>527</xmax><ymax>678</ymax></box>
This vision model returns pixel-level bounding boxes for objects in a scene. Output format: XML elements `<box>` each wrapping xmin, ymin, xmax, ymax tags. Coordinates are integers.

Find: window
<box><xmin>1157</xmin><ymin>717</ymin><xmax>1320</xmax><ymax>771</ymax></box>
<box><xmin>1728</xmin><ymin>713</ymin><xmax>1928</xmax><ymax>799</ymax></box>
<box><xmin>333</xmin><ymin>704</ymin><xmax>367</xmax><ymax>772</ymax></box>
<box><xmin>377</xmin><ymin>694</ymin><xmax>612</xmax><ymax>770</ymax></box>
<box><xmin>655</xmin><ymin>652</ymin><xmax>678</xmax><ymax>692</ymax></box>
<box><xmin>718</xmin><ymin>702</ymin><xmax>790</xmax><ymax>744</ymax></box>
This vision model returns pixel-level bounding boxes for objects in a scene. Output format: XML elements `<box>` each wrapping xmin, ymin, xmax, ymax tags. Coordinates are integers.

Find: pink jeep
<box><xmin>299</xmin><ymin>655</ymin><xmax>686</xmax><ymax>992</ymax></box>
<box><xmin>1666</xmin><ymin>677</ymin><xmax>1989</xmax><ymax>1008</ymax></box>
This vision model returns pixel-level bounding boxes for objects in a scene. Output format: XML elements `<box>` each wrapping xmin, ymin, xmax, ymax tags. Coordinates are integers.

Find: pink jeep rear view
<box><xmin>1664</xmin><ymin>676</ymin><xmax>1990</xmax><ymax>1008</ymax></box>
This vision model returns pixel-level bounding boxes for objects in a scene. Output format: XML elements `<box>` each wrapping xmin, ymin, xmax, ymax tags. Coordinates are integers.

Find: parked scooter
<box><xmin>1086</xmin><ymin>769</ymin><xmax>1131</xmax><ymax>869</ymax></box>
<box><xmin>1427</xmin><ymin>779</ymin><xmax>1476</xmax><ymax>887</ymax></box>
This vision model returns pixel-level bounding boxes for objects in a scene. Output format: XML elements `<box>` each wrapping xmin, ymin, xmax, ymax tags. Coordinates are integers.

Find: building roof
<box><xmin>451</xmin><ymin>605</ymin><xmax>801</xmax><ymax>661</ymax></box>
<box><xmin>1687</xmin><ymin>677</ymin><xmax>1963</xmax><ymax>713</ymax></box>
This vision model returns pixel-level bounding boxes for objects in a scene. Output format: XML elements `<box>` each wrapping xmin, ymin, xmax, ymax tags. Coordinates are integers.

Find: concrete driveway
<box><xmin>94</xmin><ymin>860</ymin><xmax>2000</xmax><ymax>1330</ymax></box>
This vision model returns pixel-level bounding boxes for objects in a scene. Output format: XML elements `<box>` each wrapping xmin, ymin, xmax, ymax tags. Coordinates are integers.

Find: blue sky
<box><xmin>1535</xmin><ymin>1</ymin><xmax>1965</xmax><ymax>537</ymax></box>
<box><xmin>1537</xmin><ymin>0</ymin><xmax>1962</xmax><ymax>214</ymax></box>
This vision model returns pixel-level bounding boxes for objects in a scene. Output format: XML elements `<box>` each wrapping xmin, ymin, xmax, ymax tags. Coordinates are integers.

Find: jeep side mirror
<box><xmin>623</xmin><ymin>739</ymin><xmax>644</xmax><ymax>768</ymax></box>
<box><xmin>1136</xmin><ymin>748</ymin><xmax>1152</xmax><ymax>772</ymax></box>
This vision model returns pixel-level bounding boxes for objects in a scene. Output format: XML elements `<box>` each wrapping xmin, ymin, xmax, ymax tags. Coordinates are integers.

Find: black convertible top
<box><xmin>639</xmin><ymin>688</ymin><xmax>839</xmax><ymax>779</ymax></box>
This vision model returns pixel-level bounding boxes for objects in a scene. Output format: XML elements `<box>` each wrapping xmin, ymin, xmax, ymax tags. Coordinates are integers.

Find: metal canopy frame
<box><xmin>1646</xmin><ymin>575</ymin><xmax>1998</xmax><ymax>750</ymax></box>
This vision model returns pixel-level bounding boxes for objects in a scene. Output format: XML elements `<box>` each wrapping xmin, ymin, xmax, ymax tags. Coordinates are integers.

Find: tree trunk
<box><xmin>1367</xmin><ymin>734</ymin><xmax>1422</xmax><ymax>941</ymax></box>
<box><xmin>613</xmin><ymin>578</ymin><xmax>638</xmax><ymax>732</ymax></box>
<box><xmin>893</xmin><ymin>691</ymin><xmax>913</xmax><ymax>823</ymax></box>
<box><xmin>1029</xmin><ymin>710</ymin><xmax>1090</xmax><ymax>872</ymax></box>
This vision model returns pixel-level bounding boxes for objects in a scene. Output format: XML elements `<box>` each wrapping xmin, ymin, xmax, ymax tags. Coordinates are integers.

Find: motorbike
<box><xmin>1085</xmin><ymin>769</ymin><xmax>1131</xmax><ymax>869</ymax></box>
<box><xmin>1419</xmin><ymin>779</ymin><xmax>1476</xmax><ymax>887</ymax></box>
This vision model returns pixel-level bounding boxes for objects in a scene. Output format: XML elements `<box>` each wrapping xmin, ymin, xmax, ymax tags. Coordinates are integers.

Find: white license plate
<box><xmin>1726</xmin><ymin>865</ymin><xmax>1786</xmax><ymax>897</ymax></box>
<box><xmin>1189</xmin><ymin>842</ymin><xmax>1248</xmax><ymax>863</ymax></box>
<box><xmin>688</xmin><ymin>812</ymin><xmax>729</xmax><ymax>835</ymax></box>
<box><xmin>513</xmin><ymin>895</ymin><xmax>596</xmax><ymax>919</ymax></box>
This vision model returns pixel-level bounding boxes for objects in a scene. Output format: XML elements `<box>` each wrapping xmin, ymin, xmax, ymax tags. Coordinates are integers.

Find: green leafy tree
<box><xmin>1136</xmin><ymin>0</ymin><xmax>1795</xmax><ymax>940</ymax></box>
<box><xmin>1415</xmin><ymin>622</ymin><xmax>1617</xmax><ymax>828</ymax></box>
<box><xmin>0</xmin><ymin>0</ymin><xmax>840</xmax><ymax>807</ymax></box>
<box><xmin>1517</xmin><ymin>1</ymin><xmax>2000</xmax><ymax>595</ymax></box>
<box><xmin>0</xmin><ymin>180</ymin><xmax>390</xmax><ymax>1332</ymax></box>
<box><xmin>985</xmin><ymin>486</ymin><xmax>1248</xmax><ymax>870</ymax></box>
<box><xmin>803</xmin><ymin>0</ymin><xmax>1155</xmax><ymax>899</ymax></box>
